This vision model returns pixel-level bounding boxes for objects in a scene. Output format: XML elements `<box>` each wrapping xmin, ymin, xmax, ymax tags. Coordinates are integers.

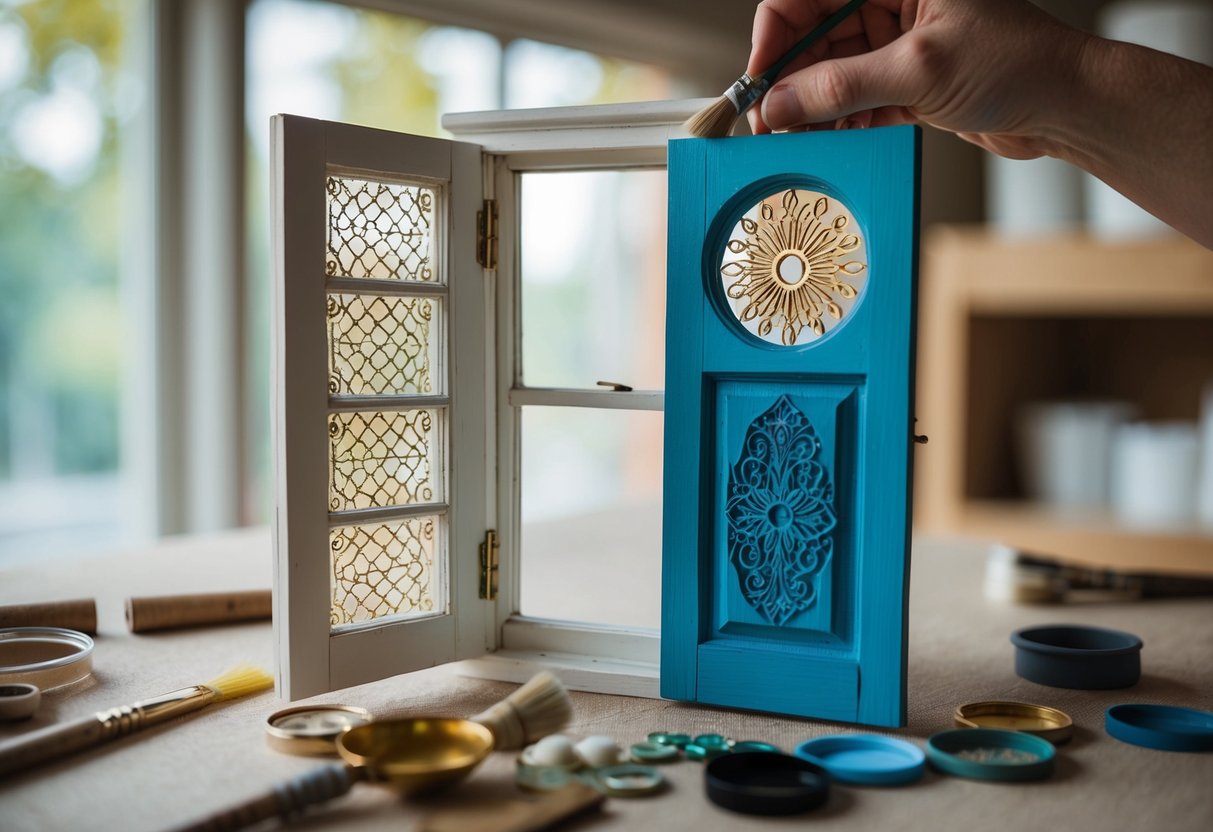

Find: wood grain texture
<box><xmin>125</xmin><ymin>590</ymin><xmax>270</xmax><ymax>632</ymax></box>
<box><xmin>662</xmin><ymin>127</ymin><xmax>920</xmax><ymax>726</ymax></box>
<box><xmin>0</xmin><ymin>599</ymin><xmax>96</xmax><ymax>634</ymax></box>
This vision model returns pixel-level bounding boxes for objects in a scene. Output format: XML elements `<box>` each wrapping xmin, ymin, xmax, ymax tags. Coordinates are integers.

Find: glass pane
<box><xmin>327</xmin><ymin>293</ymin><xmax>441</xmax><ymax>396</ymax></box>
<box><xmin>0</xmin><ymin>1</ymin><xmax>140</xmax><ymax>563</ymax></box>
<box><xmin>520</xmin><ymin>170</ymin><xmax>666</xmax><ymax>390</ymax></box>
<box><xmin>330</xmin><ymin>515</ymin><xmax>443</xmax><ymax>625</ymax></box>
<box><xmin>719</xmin><ymin>189</ymin><xmax>868</xmax><ymax>347</ymax></box>
<box><xmin>326</xmin><ymin>175</ymin><xmax>438</xmax><ymax>282</ymax></box>
<box><xmin>520</xmin><ymin>407</ymin><xmax>662</xmax><ymax>628</ymax></box>
<box><xmin>329</xmin><ymin>409</ymin><xmax>443</xmax><ymax>512</ymax></box>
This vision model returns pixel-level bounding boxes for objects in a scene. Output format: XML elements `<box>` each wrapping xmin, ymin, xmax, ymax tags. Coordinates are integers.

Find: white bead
<box><xmin>574</xmin><ymin>735</ymin><xmax>623</xmax><ymax>768</ymax></box>
<box><xmin>528</xmin><ymin>734</ymin><xmax>578</xmax><ymax>766</ymax></box>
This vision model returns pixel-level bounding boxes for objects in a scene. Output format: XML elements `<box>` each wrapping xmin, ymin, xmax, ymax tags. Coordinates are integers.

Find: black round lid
<box><xmin>704</xmin><ymin>752</ymin><xmax>830</xmax><ymax>816</ymax></box>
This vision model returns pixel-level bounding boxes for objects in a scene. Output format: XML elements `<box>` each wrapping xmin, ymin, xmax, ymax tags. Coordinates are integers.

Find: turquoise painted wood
<box><xmin>661</xmin><ymin>127</ymin><xmax>920</xmax><ymax>727</ymax></box>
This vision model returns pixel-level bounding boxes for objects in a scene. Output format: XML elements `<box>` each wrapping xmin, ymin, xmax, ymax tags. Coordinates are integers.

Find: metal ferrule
<box><xmin>722</xmin><ymin>74</ymin><xmax>770</xmax><ymax>115</ymax></box>
<box><xmin>95</xmin><ymin>686</ymin><xmax>215</xmax><ymax>739</ymax></box>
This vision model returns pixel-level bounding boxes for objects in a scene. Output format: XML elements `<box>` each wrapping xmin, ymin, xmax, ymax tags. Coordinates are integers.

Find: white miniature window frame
<box><xmin>272</xmin><ymin>99</ymin><xmax>713</xmax><ymax>700</ymax></box>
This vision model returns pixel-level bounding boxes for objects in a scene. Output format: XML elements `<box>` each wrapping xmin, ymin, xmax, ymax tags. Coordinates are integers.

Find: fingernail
<box><xmin>761</xmin><ymin>86</ymin><xmax>803</xmax><ymax>130</ymax></box>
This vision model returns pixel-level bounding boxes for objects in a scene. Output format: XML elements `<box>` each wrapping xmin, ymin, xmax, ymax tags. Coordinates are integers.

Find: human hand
<box><xmin>746</xmin><ymin>0</ymin><xmax>1091</xmax><ymax>161</ymax></box>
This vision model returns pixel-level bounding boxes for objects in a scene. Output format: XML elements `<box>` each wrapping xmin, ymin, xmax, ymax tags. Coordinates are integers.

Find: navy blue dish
<box><xmin>705</xmin><ymin>752</ymin><xmax>829</xmax><ymax>816</ymax></box>
<box><xmin>1010</xmin><ymin>624</ymin><xmax>1142</xmax><ymax>689</ymax></box>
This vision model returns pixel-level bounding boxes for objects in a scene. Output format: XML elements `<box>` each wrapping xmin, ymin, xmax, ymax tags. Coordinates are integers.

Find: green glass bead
<box><xmin>693</xmin><ymin>733</ymin><xmax>729</xmax><ymax>750</ymax></box>
<box><xmin>647</xmin><ymin>732</ymin><xmax>691</xmax><ymax>749</ymax></box>
<box><xmin>630</xmin><ymin>741</ymin><xmax>680</xmax><ymax>763</ymax></box>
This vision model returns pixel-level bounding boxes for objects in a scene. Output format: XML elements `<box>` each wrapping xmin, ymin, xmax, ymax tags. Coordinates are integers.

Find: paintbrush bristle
<box><xmin>684</xmin><ymin>96</ymin><xmax>741</xmax><ymax>139</ymax></box>
<box><xmin>203</xmin><ymin>664</ymin><xmax>274</xmax><ymax>701</ymax></box>
<box><xmin>471</xmin><ymin>671</ymin><xmax>572</xmax><ymax>751</ymax></box>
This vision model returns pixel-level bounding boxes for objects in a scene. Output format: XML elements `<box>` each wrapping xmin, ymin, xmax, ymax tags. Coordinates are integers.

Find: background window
<box><xmin>0</xmin><ymin>0</ymin><xmax>141</xmax><ymax>564</ymax></box>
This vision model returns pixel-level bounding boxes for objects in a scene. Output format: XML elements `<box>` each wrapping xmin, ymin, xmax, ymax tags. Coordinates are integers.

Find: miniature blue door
<box><xmin>661</xmin><ymin>127</ymin><xmax>920</xmax><ymax>727</ymax></box>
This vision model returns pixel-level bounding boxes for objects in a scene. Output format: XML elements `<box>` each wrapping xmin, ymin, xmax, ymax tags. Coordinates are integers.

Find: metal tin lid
<box><xmin>705</xmin><ymin>752</ymin><xmax>830</xmax><ymax>816</ymax></box>
<box><xmin>1011</xmin><ymin>624</ymin><xmax>1142</xmax><ymax>689</ymax></box>
<box><xmin>954</xmin><ymin>701</ymin><xmax>1074</xmax><ymax>744</ymax></box>
<box><xmin>591</xmin><ymin>764</ymin><xmax>665</xmax><ymax>797</ymax></box>
<box><xmin>927</xmin><ymin>728</ymin><xmax>1055</xmax><ymax>782</ymax></box>
<box><xmin>265</xmin><ymin>704</ymin><xmax>374</xmax><ymax>756</ymax></box>
<box><xmin>0</xmin><ymin>627</ymin><xmax>94</xmax><ymax>691</ymax></box>
<box><xmin>629</xmin><ymin>741</ymin><xmax>680</xmax><ymax>763</ymax></box>
<box><xmin>1105</xmin><ymin>704</ymin><xmax>1213</xmax><ymax>752</ymax></box>
<box><xmin>795</xmin><ymin>734</ymin><xmax>925</xmax><ymax>786</ymax></box>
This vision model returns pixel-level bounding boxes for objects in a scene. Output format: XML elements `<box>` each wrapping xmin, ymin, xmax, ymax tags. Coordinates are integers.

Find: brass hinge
<box><xmin>476</xmin><ymin>198</ymin><xmax>498</xmax><ymax>270</ymax></box>
<box><xmin>479</xmin><ymin>529</ymin><xmax>499</xmax><ymax>600</ymax></box>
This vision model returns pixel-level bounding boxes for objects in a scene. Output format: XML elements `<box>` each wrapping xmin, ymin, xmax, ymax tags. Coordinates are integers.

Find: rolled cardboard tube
<box><xmin>125</xmin><ymin>590</ymin><xmax>272</xmax><ymax>633</ymax></box>
<box><xmin>0</xmin><ymin>599</ymin><xmax>97</xmax><ymax>635</ymax></box>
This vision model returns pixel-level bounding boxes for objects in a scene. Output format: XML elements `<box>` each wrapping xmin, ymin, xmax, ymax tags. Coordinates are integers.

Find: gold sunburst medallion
<box><xmin>720</xmin><ymin>189</ymin><xmax>867</xmax><ymax>346</ymax></box>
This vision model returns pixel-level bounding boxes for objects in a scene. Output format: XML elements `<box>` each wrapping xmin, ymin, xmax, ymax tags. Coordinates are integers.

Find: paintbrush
<box><xmin>685</xmin><ymin>0</ymin><xmax>869</xmax><ymax>138</ymax></box>
<box><xmin>169</xmin><ymin>671</ymin><xmax>574</xmax><ymax>832</ymax></box>
<box><xmin>985</xmin><ymin>545</ymin><xmax>1213</xmax><ymax>604</ymax></box>
<box><xmin>0</xmin><ymin>664</ymin><xmax>272</xmax><ymax>778</ymax></box>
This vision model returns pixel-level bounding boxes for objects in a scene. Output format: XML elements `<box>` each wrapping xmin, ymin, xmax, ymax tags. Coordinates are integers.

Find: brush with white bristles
<box><xmin>470</xmin><ymin>671</ymin><xmax>572</xmax><ymax>750</ymax></box>
<box><xmin>0</xmin><ymin>664</ymin><xmax>274</xmax><ymax>778</ymax></box>
<box><xmin>685</xmin><ymin>0</ymin><xmax>869</xmax><ymax>139</ymax></box>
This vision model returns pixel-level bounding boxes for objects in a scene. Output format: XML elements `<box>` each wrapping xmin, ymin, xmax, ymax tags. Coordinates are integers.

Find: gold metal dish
<box><xmin>954</xmin><ymin>701</ymin><xmax>1073</xmax><ymax>744</ymax></box>
<box><xmin>337</xmin><ymin>717</ymin><xmax>494</xmax><ymax>795</ymax></box>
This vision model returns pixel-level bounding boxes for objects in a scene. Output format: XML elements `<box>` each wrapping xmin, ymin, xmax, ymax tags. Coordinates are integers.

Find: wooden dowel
<box><xmin>0</xmin><ymin>599</ymin><xmax>96</xmax><ymax>634</ymax></box>
<box><xmin>125</xmin><ymin>590</ymin><xmax>272</xmax><ymax>633</ymax></box>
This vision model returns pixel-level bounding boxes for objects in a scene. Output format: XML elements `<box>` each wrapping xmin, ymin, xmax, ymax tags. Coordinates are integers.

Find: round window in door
<box><xmin>719</xmin><ymin>188</ymin><xmax>867</xmax><ymax>347</ymax></box>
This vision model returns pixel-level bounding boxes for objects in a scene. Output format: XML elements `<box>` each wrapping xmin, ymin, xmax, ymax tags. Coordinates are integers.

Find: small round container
<box><xmin>705</xmin><ymin>752</ymin><xmax>830</xmax><ymax>816</ymax></box>
<box><xmin>0</xmin><ymin>627</ymin><xmax>94</xmax><ymax>691</ymax></box>
<box><xmin>731</xmin><ymin>740</ymin><xmax>781</xmax><ymax>754</ymax></box>
<box><xmin>954</xmin><ymin>701</ymin><xmax>1074</xmax><ymax>744</ymax></box>
<box><xmin>795</xmin><ymin>734</ymin><xmax>926</xmax><ymax>786</ymax></box>
<box><xmin>1105</xmin><ymin>704</ymin><xmax>1213</xmax><ymax>752</ymax></box>
<box><xmin>0</xmin><ymin>683</ymin><xmax>41</xmax><ymax>721</ymax></box>
<box><xmin>592</xmin><ymin>764</ymin><xmax>665</xmax><ymax>797</ymax></box>
<box><xmin>1011</xmin><ymin>624</ymin><xmax>1142</xmax><ymax>689</ymax></box>
<box><xmin>265</xmin><ymin>704</ymin><xmax>373</xmax><ymax>756</ymax></box>
<box><xmin>927</xmin><ymin>728</ymin><xmax>1055</xmax><ymax>782</ymax></box>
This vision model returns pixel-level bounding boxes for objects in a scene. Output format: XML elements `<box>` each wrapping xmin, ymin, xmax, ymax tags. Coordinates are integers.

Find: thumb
<box><xmin>761</xmin><ymin>38</ymin><xmax>928</xmax><ymax>130</ymax></box>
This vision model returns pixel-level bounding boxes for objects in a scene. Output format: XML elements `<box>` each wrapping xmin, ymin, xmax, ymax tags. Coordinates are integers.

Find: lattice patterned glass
<box><xmin>719</xmin><ymin>189</ymin><xmax>867</xmax><ymax>347</ymax></box>
<box><xmin>326</xmin><ymin>176</ymin><xmax>438</xmax><ymax>282</ymax></box>
<box><xmin>330</xmin><ymin>517</ymin><xmax>441</xmax><ymax>625</ymax></box>
<box><xmin>327</xmin><ymin>294</ymin><xmax>440</xmax><ymax>396</ymax></box>
<box><xmin>329</xmin><ymin>409</ymin><xmax>443</xmax><ymax>512</ymax></box>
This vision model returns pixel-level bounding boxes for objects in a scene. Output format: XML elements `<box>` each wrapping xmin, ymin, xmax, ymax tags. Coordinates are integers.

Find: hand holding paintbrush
<box><xmin>686</xmin><ymin>0</ymin><xmax>869</xmax><ymax>138</ymax></box>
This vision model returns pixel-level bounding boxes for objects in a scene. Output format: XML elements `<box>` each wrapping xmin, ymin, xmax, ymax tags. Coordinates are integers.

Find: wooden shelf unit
<box><xmin>914</xmin><ymin>226</ymin><xmax>1213</xmax><ymax>575</ymax></box>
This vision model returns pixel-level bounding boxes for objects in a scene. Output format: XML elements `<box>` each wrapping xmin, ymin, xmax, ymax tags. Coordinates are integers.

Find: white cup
<box><xmin>1198</xmin><ymin>383</ymin><xmax>1213</xmax><ymax>528</ymax></box>
<box><xmin>1111</xmin><ymin>421</ymin><xmax>1201</xmax><ymax>527</ymax></box>
<box><xmin>1016</xmin><ymin>401</ymin><xmax>1137</xmax><ymax>509</ymax></box>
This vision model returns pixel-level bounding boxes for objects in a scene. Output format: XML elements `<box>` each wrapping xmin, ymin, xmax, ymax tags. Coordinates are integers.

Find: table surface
<box><xmin>1</xmin><ymin>528</ymin><xmax>1211</xmax><ymax>832</ymax></box>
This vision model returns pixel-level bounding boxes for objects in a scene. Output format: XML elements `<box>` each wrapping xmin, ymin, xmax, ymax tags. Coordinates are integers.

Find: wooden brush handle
<box><xmin>169</xmin><ymin>764</ymin><xmax>362</xmax><ymax>832</ymax></box>
<box><xmin>125</xmin><ymin>590</ymin><xmax>272</xmax><ymax>633</ymax></box>
<box><xmin>0</xmin><ymin>714</ymin><xmax>105</xmax><ymax>777</ymax></box>
<box><xmin>0</xmin><ymin>599</ymin><xmax>96</xmax><ymax>634</ymax></box>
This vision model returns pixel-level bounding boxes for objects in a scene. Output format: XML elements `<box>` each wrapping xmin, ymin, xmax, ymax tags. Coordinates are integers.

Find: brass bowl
<box><xmin>337</xmin><ymin>717</ymin><xmax>494</xmax><ymax>795</ymax></box>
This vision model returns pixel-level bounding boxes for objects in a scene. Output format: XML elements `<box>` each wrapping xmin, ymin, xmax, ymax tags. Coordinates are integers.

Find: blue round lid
<box><xmin>794</xmin><ymin>734</ymin><xmax>925</xmax><ymax>786</ymax></box>
<box><xmin>1105</xmin><ymin>704</ymin><xmax>1213</xmax><ymax>752</ymax></box>
<box><xmin>926</xmin><ymin>729</ymin><xmax>1055</xmax><ymax>782</ymax></box>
